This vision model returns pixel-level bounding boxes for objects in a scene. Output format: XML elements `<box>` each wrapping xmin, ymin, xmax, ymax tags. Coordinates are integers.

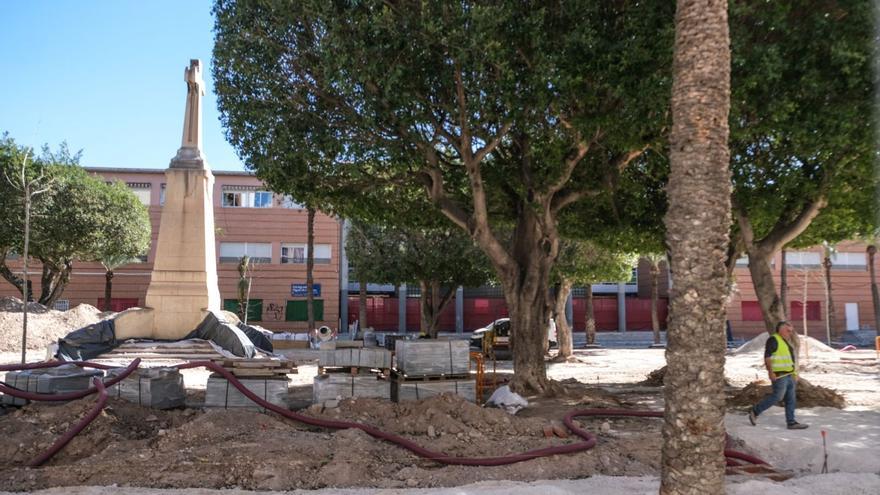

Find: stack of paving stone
<box><xmin>205</xmin><ymin>359</ymin><xmax>295</xmax><ymax>411</ymax></box>
<box><xmin>312</xmin><ymin>347</ymin><xmax>393</xmax><ymax>404</ymax></box>
<box><xmin>1</xmin><ymin>364</ymin><xmax>103</xmax><ymax>406</ymax></box>
<box><xmin>106</xmin><ymin>366</ymin><xmax>186</xmax><ymax>409</ymax></box>
<box><xmin>391</xmin><ymin>339</ymin><xmax>475</xmax><ymax>403</ymax></box>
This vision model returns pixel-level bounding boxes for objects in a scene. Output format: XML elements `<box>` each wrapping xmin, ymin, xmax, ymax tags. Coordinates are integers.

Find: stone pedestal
<box><xmin>143</xmin><ymin>168</ymin><xmax>221</xmax><ymax>338</ymax></box>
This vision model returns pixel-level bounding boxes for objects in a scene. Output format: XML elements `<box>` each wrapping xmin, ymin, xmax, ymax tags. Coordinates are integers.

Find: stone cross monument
<box><xmin>115</xmin><ymin>59</ymin><xmax>222</xmax><ymax>340</ymax></box>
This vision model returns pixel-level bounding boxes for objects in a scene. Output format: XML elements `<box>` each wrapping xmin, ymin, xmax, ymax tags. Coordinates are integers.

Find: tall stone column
<box><xmin>118</xmin><ymin>59</ymin><xmax>221</xmax><ymax>339</ymax></box>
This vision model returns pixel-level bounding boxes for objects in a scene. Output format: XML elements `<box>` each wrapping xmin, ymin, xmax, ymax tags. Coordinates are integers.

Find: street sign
<box><xmin>291</xmin><ymin>283</ymin><xmax>321</xmax><ymax>297</ymax></box>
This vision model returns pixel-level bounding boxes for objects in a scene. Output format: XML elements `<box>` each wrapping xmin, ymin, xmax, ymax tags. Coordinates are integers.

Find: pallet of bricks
<box><xmin>205</xmin><ymin>358</ymin><xmax>296</xmax><ymax>412</ymax></box>
<box><xmin>313</xmin><ymin>346</ymin><xmax>392</xmax><ymax>404</ymax></box>
<box><xmin>391</xmin><ymin>339</ymin><xmax>475</xmax><ymax>403</ymax></box>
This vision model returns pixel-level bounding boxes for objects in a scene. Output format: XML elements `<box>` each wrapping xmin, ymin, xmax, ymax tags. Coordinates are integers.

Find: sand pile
<box><xmin>0</xmin><ymin>297</ymin><xmax>105</xmax><ymax>352</ymax></box>
<box><xmin>727</xmin><ymin>378</ymin><xmax>846</xmax><ymax>409</ymax></box>
<box><xmin>640</xmin><ymin>366</ymin><xmax>666</xmax><ymax>387</ymax></box>
<box><xmin>732</xmin><ymin>332</ymin><xmax>837</xmax><ymax>356</ymax></box>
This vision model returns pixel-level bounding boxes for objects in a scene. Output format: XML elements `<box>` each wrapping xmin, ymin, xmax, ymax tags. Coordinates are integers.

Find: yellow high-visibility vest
<box><xmin>770</xmin><ymin>334</ymin><xmax>795</xmax><ymax>374</ymax></box>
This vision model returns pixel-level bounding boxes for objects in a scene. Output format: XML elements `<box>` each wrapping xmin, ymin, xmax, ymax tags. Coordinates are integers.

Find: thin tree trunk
<box><xmin>661</xmin><ymin>0</ymin><xmax>731</xmax><ymax>492</ymax></box>
<box><xmin>868</xmin><ymin>245</ymin><xmax>879</xmax><ymax>333</ymax></box>
<box><xmin>419</xmin><ymin>280</ymin><xmax>454</xmax><ymax>339</ymax></box>
<box><xmin>780</xmin><ymin>249</ymin><xmax>788</xmax><ymax>318</ymax></box>
<box><xmin>21</xmin><ymin>191</ymin><xmax>31</xmax><ymax>364</ymax></box>
<box><xmin>104</xmin><ymin>270</ymin><xmax>114</xmax><ymax>312</ymax></box>
<box><xmin>554</xmin><ymin>280</ymin><xmax>573</xmax><ymax>358</ymax></box>
<box><xmin>358</xmin><ymin>278</ymin><xmax>368</xmax><ymax>331</ymax></box>
<box><xmin>585</xmin><ymin>287</ymin><xmax>596</xmax><ymax>345</ymax></box>
<box><xmin>651</xmin><ymin>261</ymin><xmax>661</xmax><ymax>345</ymax></box>
<box><xmin>823</xmin><ymin>255</ymin><xmax>835</xmax><ymax>342</ymax></box>
<box><xmin>746</xmin><ymin>250</ymin><xmax>786</xmax><ymax>333</ymax></box>
<box><xmin>306</xmin><ymin>207</ymin><xmax>315</xmax><ymax>330</ymax></box>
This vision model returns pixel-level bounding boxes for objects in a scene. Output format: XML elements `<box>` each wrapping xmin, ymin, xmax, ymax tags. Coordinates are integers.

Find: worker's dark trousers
<box><xmin>753</xmin><ymin>374</ymin><xmax>797</xmax><ymax>425</ymax></box>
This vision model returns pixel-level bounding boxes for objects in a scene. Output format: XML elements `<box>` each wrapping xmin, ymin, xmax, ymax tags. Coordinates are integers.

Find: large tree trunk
<box><xmin>661</xmin><ymin>0</ymin><xmax>731</xmax><ymax>493</ymax></box>
<box><xmin>553</xmin><ymin>280</ymin><xmax>573</xmax><ymax>358</ymax></box>
<box><xmin>38</xmin><ymin>261</ymin><xmax>70</xmax><ymax>308</ymax></box>
<box><xmin>746</xmin><ymin>249</ymin><xmax>786</xmax><ymax>333</ymax></box>
<box><xmin>418</xmin><ymin>280</ymin><xmax>455</xmax><ymax>339</ymax></box>
<box><xmin>585</xmin><ymin>287</ymin><xmax>596</xmax><ymax>345</ymax></box>
<box><xmin>868</xmin><ymin>245</ymin><xmax>880</xmax><ymax>333</ymax></box>
<box><xmin>104</xmin><ymin>270</ymin><xmax>114</xmax><ymax>312</ymax></box>
<box><xmin>358</xmin><ymin>278</ymin><xmax>368</xmax><ymax>331</ymax></box>
<box><xmin>306</xmin><ymin>207</ymin><xmax>315</xmax><ymax>330</ymax></box>
<box><xmin>650</xmin><ymin>261</ymin><xmax>661</xmax><ymax>345</ymax></box>
<box><xmin>0</xmin><ymin>250</ymin><xmax>29</xmax><ymax>300</ymax></box>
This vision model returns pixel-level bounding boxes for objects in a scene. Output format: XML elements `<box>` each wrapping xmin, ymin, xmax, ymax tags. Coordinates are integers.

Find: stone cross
<box><xmin>182</xmin><ymin>59</ymin><xmax>204</xmax><ymax>150</ymax></box>
<box><xmin>171</xmin><ymin>59</ymin><xmax>207</xmax><ymax>169</ymax></box>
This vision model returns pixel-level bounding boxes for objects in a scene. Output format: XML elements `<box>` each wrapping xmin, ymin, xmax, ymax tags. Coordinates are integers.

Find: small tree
<box><xmin>236</xmin><ymin>255</ymin><xmax>251</xmax><ymax>323</ymax></box>
<box><xmin>551</xmin><ymin>240</ymin><xmax>637</xmax><ymax>357</ymax></box>
<box><xmin>93</xmin><ymin>180</ymin><xmax>151</xmax><ymax>312</ymax></box>
<box><xmin>643</xmin><ymin>252</ymin><xmax>667</xmax><ymax>345</ymax></box>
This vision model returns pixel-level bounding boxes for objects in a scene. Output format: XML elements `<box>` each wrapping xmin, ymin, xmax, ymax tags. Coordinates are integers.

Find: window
<box><xmin>831</xmin><ymin>252</ymin><xmax>867</xmax><ymax>270</ymax></box>
<box><xmin>791</xmin><ymin>301</ymin><xmax>821</xmax><ymax>321</ymax></box>
<box><xmin>281</xmin><ymin>243</ymin><xmax>331</xmax><ymax>264</ymax></box>
<box><xmin>221</xmin><ymin>186</ymin><xmax>273</xmax><ymax>208</ymax></box>
<box><xmin>736</xmin><ymin>256</ymin><xmax>774</xmax><ymax>268</ymax></box>
<box><xmin>223</xmin><ymin>299</ymin><xmax>263</xmax><ymax>322</ymax></box>
<box><xmin>285</xmin><ymin>300</ymin><xmax>324</xmax><ymax>321</ymax></box>
<box><xmin>785</xmin><ymin>251</ymin><xmax>821</xmax><ymax>267</ymax></box>
<box><xmin>219</xmin><ymin>242</ymin><xmax>272</xmax><ymax>263</ymax></box>
<box><xmin>741</xmin><ymin>301</ymin><xmax>764</xmax><ymax>321</ymax></box>
<box><xmin>53</xmin><ymin>300</ymin><xmax>69</xmax><ymax>311</ymax></box>
<box><xmin>159</xmin><ymin>184</ymin><xmax>166</xmax><ymax>206</ymax></box>
<box><xmin>127</xmin><ymin>183</ymin><xmax>151</xmax><ymax>206</ymax></box>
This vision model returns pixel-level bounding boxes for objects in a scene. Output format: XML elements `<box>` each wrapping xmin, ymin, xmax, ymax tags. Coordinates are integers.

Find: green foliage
<box><xmin>346</xmin><ymin>220</ymin><xmax>493</xmax><ymax>289</ymax></box>
<box><xmin>729</xmin><ymin>0</ymin><xmax>876</xmax><ymax>248</ymax></box>
<box><xmin>552</xmin><ymin>239</ymin><xmax>637</xmax><ymax>286</ymax></box>
<box><xmin>212</xmin><ymin>0</ymin><xmax>674</xmax><ymax>238</ymax></box>
<box><xmin>1</xmin><ymin>133</ymin><xmax>151</xmax><ymax>303</ymax></box>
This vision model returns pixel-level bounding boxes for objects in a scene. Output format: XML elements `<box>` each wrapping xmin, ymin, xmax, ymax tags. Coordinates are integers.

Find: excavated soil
<box><xmin>0</xmin><ymin>298</ymin><xmax>106</xmax><ymax>352</ymax></box>
<box><xmin>727</xmin><ymin>379</ymin><xmax>847</xmax><ymax>409</ymax></box>
<box><xmin>0</xmin><ymin>385</ymin><xmax>666</xmax><ymax>491</ymax></box>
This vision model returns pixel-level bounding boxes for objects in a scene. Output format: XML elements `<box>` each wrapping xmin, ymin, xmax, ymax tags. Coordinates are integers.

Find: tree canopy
<box><xmin>0</xmin><ymin>133</ymin><xmax>152</xmax><ymax>306</ymax></box>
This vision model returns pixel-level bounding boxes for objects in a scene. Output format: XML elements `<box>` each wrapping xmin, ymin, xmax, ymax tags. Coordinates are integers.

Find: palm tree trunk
<box><xmin>554</xmin><ymin>280</ymin><xmax>573</xmax><ymax>358</ymax></box>
<box><xmin>585</xmin><ymin>287</ymin><xmax>596</xmax><ymax>346</ymax></box>
<box><xmin>661</xmin><ymin>0</ymin><xmax>731</xmax><ymax>493</ymax></box>
<box><xmin>358</xmin><ymin>278</ymin><xmax>368</xmax><ymax>331</ymax></box>
<box><xmin>104</xmin><ymin>270</ymin><xmax>114</xmax><ymax>312</ymax></box>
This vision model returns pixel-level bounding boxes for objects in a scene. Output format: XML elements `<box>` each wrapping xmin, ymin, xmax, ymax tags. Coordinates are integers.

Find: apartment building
<box><xmin>0</xmin><ymin>168</ymin><xmax>341</xmax><ymax>333</ymax></box>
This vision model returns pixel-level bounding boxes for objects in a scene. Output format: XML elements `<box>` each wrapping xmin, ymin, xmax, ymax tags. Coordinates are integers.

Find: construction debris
<box><xmin>727</xmin><ymin>378</ymin><xmax>846</xmax><ymax>409</ymax></box>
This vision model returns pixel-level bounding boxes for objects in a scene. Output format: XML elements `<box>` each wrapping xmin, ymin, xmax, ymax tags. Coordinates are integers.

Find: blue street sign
<box><xmin>291</xmin><ymin>283</ymin><xmax>321</xmax><ymax>297</ymax></box>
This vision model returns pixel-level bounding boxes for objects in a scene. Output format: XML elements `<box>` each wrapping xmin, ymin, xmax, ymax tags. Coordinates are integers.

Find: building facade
<box><xmin>0</xmin><ymin>168</ymin><xmax>341</xmax><ymax>333</ymax></box>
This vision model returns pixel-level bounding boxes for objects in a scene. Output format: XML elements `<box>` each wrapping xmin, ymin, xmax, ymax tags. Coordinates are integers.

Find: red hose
<box><xmin>2</xmin><ymin>358</ymin><xmax>769</xmax><ymax>469</ymax></box>
<box><xmin>27</xmin><ymin>376</ymin><xmax>108</xmax><ymax>467</ymax></box>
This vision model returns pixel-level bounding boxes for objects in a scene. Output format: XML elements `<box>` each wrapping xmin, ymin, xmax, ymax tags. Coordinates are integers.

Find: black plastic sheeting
<box><xmin>56</xmin><ymin>310</ymin><xmax>274</xmax><ymax>361</ymax></box>
<box><xmin>56</xmin><ymin>320</ymin><xmax>118</xmax><ymax>361</ymax></box>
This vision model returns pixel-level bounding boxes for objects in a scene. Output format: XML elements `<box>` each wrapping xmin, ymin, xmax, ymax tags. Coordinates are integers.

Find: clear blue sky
<box><xmin>0</xmin><ymin>1</ymin><xmax>245</xmax><ymax>171</ymax></box>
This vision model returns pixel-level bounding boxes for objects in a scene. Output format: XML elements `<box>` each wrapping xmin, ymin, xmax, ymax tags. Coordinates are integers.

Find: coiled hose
<box><xmin>0</xmin><ymin>358</ymin><xmax>769</xmax><ymax>469</ymax></box>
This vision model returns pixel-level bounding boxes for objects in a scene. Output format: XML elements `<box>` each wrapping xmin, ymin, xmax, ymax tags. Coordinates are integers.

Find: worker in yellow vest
<box><xmin>749</xmin><ymin>321</ymin><xmax>809</xmax><ymax>429</ymax></box>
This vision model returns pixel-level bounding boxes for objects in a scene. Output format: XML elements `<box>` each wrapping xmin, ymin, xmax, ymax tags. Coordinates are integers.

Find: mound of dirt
<box><xmin>727</xmin><ymin>379</ymin><xmax>846</xmax><ymax>409</ymax></box>
<box><xmin>732</xmin><ymin>332</ymin><xmax>837</xmax><ymax>356</ymax></box>
<box><xmin>640</xmin><ymin>366</ymin><xmax>666</xmax><ymax>386</ymax></box>
<box><xmin>0</xmin><ymin>301</ymin><xmax>105</xmax><ymax>352</ymax></box>
<box><xmin>0</xmin><ymin>296</ymin><xmax>49</xmax><ymax>313</ymax></box>
<box><xmin>0</xmin><ymin>393</ymin><xmax>663</xmax><ymax>491</ymax></box>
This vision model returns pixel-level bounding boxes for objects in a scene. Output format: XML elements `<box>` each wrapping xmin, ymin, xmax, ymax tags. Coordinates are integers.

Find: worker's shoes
<box><xmin>787</xmin><ymin>422</ymin><xmax>809</xmax><ymax>430</ymax></box>
<box><xmin>748</xmin><ymin>408</ymin><xmax>757</xmax><ymax>426</ymax></box>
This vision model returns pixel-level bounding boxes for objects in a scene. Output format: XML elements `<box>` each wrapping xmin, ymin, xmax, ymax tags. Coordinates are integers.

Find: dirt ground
<box><xmin>0</xmin><ymin>304</ymin><xmax>877</xmax><ymax>492</ymax></box>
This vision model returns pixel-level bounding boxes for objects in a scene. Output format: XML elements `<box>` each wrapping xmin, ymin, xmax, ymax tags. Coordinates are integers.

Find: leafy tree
<box><xmin>1</xmin><ymin>135</ymin><xmax>151</xmax><ymax>307</ymax></box>
<box><xmin>661</xmin><ymin>0</ymin><xmax>731</xmax><ymax>491</ymax></box>
<box><xmin>94</xmin><ymin>180</ymin><xmax>151</xmax><ymax>312</ymax></box>
<box><xmin>213</xmin><ymin>0</ymin><xmax>674</xmax><ymax>393</ymax></box>
<box><xmin>346</xmin><ymin>221</ymin><xmax>493</xmax><ymax>338</ymax></box>
<box><xmin>727</xmin><ymin>0</ymin><xmax>876</xmax><ymax>332</ymax></box>
<box><xmin>550</xmin><ymin>240</ymin><xmax>636</xmax><ymax>358</ymax></box>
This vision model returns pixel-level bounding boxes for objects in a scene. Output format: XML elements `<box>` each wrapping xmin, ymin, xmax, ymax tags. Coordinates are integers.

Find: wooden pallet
<box><xmin>391</xmin><ymin>370</ymin><xmax>472</xmax><ymax>382</ymax></box>
<box><xmin>212</xmin><ymin>358</ymin><xmax>298</xmax><ymax>377</ymax></box>
<box><xmin>319</xmin><ymin>365</ymin><xmax>391</xmax><ymax>376</ymax></box>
